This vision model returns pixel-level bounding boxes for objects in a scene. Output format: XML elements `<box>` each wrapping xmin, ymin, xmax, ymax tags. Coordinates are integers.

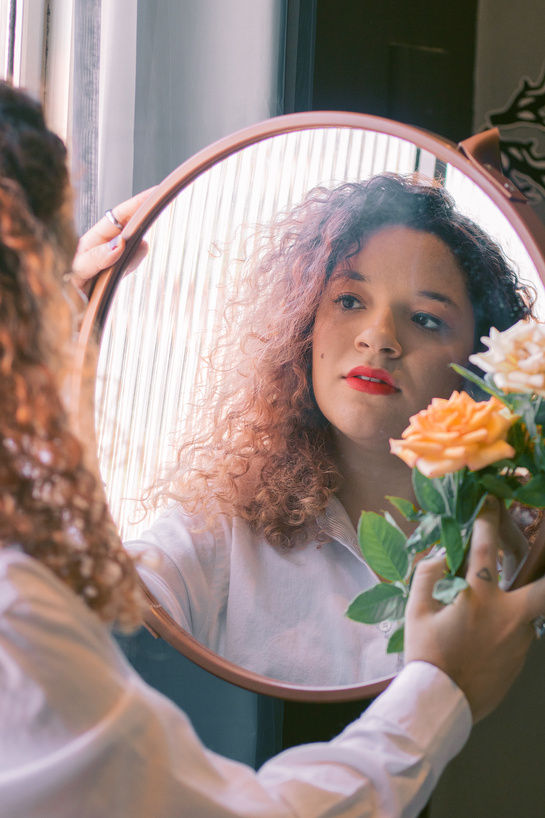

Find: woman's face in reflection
<box><xmin>311</xmin><ymin>226</ymin><xmax>476</xmax><ymax>451</ymax></box>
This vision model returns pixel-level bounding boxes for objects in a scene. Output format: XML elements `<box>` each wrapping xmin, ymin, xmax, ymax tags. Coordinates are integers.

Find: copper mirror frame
<box><xmin>71</xmin><ymin>111</ymin><xmax>545</xmax><ymax>702</ymax></box>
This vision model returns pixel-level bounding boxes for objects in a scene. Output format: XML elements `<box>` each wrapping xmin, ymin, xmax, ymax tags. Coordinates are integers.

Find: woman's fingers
<box><xmin>107</xmin><ymin>186</ymin><xmax>156</xmax><ymax>230</ymax></box>
<box><xmin>465</xmin><ymin>496</ymin><xmax>501</xmax><ymax>589</ymax></box>
<box><xmin>77</xmin><ymin>187</ymin><xmax>156</xmax><ymax>253</ymax></box>
<box><xmin>500</xmin><ymin>503</ymin><xmax>530</xmax><ymax>561</ymax></box>
<box><xmin>70</xmin><ymin>238</ymin><xmax>126</xmax><ymax>289</ymax></box>
<box><xmin>406</xmin><ymin>551</ymin><xmax>448</xmax><ymax>618</ymax></box>
<box><xmin>71</xmin><ymin>187</ymin><xmax>157</xmax><ymax>290</ymax></box>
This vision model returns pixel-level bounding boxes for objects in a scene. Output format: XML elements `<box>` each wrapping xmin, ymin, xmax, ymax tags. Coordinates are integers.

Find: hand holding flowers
<box><xmin>347</xmin><ymin>319</ymin><xmax>545</xmax><ymax>653</ymax></box>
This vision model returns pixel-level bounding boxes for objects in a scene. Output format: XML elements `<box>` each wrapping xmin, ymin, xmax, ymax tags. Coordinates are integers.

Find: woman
<box><xmin>123</xmin><ymin>175</ymin><xmax>535</xmax><ymax>685</ymax></box>
<box><xmin>1</xmin><ymin>81</ymin><xmax>545</xmax><ymax>818</ymax></box>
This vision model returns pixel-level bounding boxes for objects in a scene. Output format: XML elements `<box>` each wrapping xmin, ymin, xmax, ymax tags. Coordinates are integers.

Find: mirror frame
<box><xmin>71</xmin><ymin>111</ymin><xmax>545</xmax><ymax>702</ymax></box>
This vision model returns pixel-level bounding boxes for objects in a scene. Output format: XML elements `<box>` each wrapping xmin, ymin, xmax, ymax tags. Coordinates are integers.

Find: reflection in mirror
<box><xmin>97</xmin><ymin>128</ymin><xmax>433</xmax><ymax>539</ymax></box>
<box><xmin>94</xmin><ymin>126</ymin><xmax>545</xmax><ymax>687</ymax></box>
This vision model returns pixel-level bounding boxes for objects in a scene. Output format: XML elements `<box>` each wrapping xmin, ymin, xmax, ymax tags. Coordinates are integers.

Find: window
<box><xmin>0</xmin><ymin>0</ymin><xmax>47</xmax><ymax>95</ymax></box>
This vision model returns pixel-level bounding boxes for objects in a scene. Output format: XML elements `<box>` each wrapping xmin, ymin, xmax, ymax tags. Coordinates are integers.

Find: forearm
<box><xmin>257</xmin><ymin>662</ymin><xmax>471</xmax><ymax>818</ymax></box>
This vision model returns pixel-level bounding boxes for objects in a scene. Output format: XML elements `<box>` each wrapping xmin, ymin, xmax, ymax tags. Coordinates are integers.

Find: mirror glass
<box><xmin>91</xmin><ymin>122</ymin><xmax>545</xmax><ymax>693</ymax></box>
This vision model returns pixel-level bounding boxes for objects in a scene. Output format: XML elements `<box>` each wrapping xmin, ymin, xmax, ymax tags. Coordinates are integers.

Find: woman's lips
<box><xmin>345</xmin><ymin>366</ymin><xmax>398</xmax><ymax>396</ymax></box>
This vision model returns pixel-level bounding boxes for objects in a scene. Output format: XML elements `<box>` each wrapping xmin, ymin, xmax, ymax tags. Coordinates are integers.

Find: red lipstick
<box><xmin>345</xmin><ymin>366</ymin><xmax>398</xmax><ymax>395</ymax></box>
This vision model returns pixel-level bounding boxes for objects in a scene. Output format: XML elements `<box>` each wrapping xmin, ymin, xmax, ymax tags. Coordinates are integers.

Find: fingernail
<box><xmin>108</xmin><ymin>236</ymin><xmax>121</xmax><ymax>250</ymax></box>
<box><xmin>483</xmin><ymin>495</ymin><xmax>499</xmax><ymax>511</ymax></box>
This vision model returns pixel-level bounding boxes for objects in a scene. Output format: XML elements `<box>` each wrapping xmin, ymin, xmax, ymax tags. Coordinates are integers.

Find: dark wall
<box><xmin>312</xmin><ymin>0</ymin><xmax>478</xmax><ymax>143</ymax></box>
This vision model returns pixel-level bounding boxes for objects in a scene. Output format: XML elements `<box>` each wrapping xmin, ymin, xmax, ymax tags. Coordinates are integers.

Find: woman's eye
<box><xmin>412</xmin><ymin>312</ymin><xmax>444</xmax><ymax>332</ymax></box>
<box><xmin>334</xmin><ymin>293</ymin><xmax>363</xmax><ymax>310</ymax></box>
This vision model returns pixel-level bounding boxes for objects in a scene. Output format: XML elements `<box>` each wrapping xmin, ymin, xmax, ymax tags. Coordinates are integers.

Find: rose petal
<box><xmin>391</xmin><ymin>389</ymin><xmax>518</xmax><ymax>478</ymax></box>
<box><xmin>465</xmin><ymin>440</ymin><xmax>516</xmax><ymax>471</ymax></box>
<box><xmin>416</xmin><ymin>456</ymin><xmax>465</xmax><ymax>478</ymax></box>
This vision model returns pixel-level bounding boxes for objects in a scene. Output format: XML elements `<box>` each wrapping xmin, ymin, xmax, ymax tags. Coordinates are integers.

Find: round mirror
<box><xmin>72</xmin><ymin>111</ymin><xmax>545</xmax><ymax>702</ymax></box>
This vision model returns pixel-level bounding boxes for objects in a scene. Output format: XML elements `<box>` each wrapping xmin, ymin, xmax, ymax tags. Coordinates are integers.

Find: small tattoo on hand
<box><xmin>477</xmin><ymin>567</ymin><xmax>493</xmax><ymax>582</ymax></box>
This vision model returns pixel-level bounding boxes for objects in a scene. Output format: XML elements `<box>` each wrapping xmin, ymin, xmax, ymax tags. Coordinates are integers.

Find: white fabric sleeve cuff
<box><xmin>259</xmin><ymin>660</ymin><xmax>471</xmax><ymax>818</ymax></box>
<box><xmin>360</xmin><ymin>660</ymin><xmax>472</xmax><ymax>776</ymax></box>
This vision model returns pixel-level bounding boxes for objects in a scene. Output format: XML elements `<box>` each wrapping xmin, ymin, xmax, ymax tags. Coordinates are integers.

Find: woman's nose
<box><xmin>354</xmin><ymin>310</ymin><xmax>402</xmax><ymax>357</ymax></box>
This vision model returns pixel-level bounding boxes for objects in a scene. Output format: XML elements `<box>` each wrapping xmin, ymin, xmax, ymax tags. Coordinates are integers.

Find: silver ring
<box><xmin>105</xmin><ymin>209</ymin><xmax>123</xmax><ymax>231</ymax></box>
<box><xmin>533</xmin><ymin>615</ymin><xmax>545</xmax><ymax>639</ymax></box>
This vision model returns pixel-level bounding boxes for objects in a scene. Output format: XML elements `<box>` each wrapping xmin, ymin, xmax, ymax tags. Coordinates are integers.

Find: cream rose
<box><xmin>469</xmin><ymin>319</ymin><xmax>545</xmax><ymax>396</ymax></box>
<box><xmin>389</xmin><ymin>391</ymin><xmax>517</xmax><ymax>478</ymax></box>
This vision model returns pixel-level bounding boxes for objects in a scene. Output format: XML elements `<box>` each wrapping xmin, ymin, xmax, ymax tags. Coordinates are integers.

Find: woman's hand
<box><xmin>405</xmin><ymin>496</ymin><xmax>545</xmax><ymax>723</ymax></box>
<box><xmin>498</xmin><ymin>501</ymin><xmax>532</xmax><ymax>587</ymax></box>
<box><xmin>71</xmin><ymin>187</ymin><xmax>156</xmax><ymax>294</ymax></box>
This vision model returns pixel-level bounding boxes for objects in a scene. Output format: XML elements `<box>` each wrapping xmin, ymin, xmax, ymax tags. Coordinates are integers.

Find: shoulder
<box><xmin>0</xmin><ymin>548</ymin><xmax>120</xmax><ymax>665</ymax></box>
<box><xmin>125</xmin><ymin>505</ymin><xmax>258</xmax><ymax>566</ymax></box>
<box><xmin>123</xmin><ymin>508</ymin><xmax>260</xmax><ymax>633</ymax></box>
<box><xmin>0</xmin><ymin>548</ymin><xmax>134</xmax><ymax>737</ymax></box>
<box><xmin>0</xmin><ymin>548</ymin><xmax>82</xmax><ymax>618</ymax></box>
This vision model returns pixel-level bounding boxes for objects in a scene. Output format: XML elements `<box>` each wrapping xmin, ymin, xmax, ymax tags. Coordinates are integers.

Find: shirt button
<box><xmin>379</xmin><ymin>621</ymin><xmax>393</xmax><ymax>634</ymax></box>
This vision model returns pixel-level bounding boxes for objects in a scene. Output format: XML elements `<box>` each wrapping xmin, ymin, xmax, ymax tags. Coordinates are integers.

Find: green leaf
<box><xmin>450</xmin><ymin>364</ymin><xmax>504</xmax><ymax>400</ymax></box>
<box><xmin>515</xmin><ymin>474</ymin><xmax>545</xmax><ymax>508</ymax></box>
<box><xmin>508</xmin><ymin>421</ymin><xmax>530</xmax><ymax>457</ymax></box>
<box><xmin>358</xmin><ymin>511</ymin><xmax>408</xmax><ymax>581</ymax></box>
<box><xmin>459</xmin><ymin>493</ymin><xmax>489</xmax><ymax>539</ymax></box>
<box><xmin>386</xmin><ymin>625</ymin><xmax>405</xmax><ymax>654</ymax></box>
<box><xmin>432</xmin><ymin>575</ymin><xmax>469</xmax><ymax>604</ymax></box>
<box><xmin>441</xmin><ymin>516</ymin><xmax>465</xmax><ymax>573</ymax></box>
<box><xmin>406</xmin><ymin>513</ymin><xmax>442</xmax><ymax>554</ymax></box>
<box><xmin>456</xmin><ymin>470</ymin><xmax>486</xmax><ymax>524</ymax></box>
<box><xmin>346</xmin><ymin>584</ymin><xmax>406</xmax><ymax>624</ymax></box>
<box><xmin>508</xmin><ymin>395</ymin><xmax>539</xmax><ymax>438</ymax></box>
<box><xmin>533</xmin><ymin>438</ymin><xmax>545</xmax><ymax>471</ymax></box>
<box><xmin>479</xmin><ymin>474</ymin><xmax>515</xmax><ymax>499</ymax></box>
<box><xmin>386</xmin><ymin>495</ymin><xmax>421</xmax><ymax>521</ymax></box>
<box><xmin>535</xmin><ymin>398</ymin><xmax>545</xmax><ymax>427</ymax></box>
<box><xmin>412</xmin><ymin>469</ymin><xmax>446</xmax><ymax>514</ymax></box>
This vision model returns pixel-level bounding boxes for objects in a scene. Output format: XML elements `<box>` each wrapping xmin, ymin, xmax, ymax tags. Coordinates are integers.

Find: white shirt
<box><xmin>0</xmin><ymin>549</ymin><xmax>471</xmax><ymax>818</ymax></box>
<box><xmin>126</xmin><ymin>498</ymin><xmax>403</xmax><ymax>685</ymax></box>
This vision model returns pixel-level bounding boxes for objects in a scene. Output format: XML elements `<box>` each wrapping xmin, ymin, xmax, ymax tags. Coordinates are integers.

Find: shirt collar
<box><xmin>315</xmin><ymin>496</ymin><xmax>367</xmax><ymax>562</ymax></box>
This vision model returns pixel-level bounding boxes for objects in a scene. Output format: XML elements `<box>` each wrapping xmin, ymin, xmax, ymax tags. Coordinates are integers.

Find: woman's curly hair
<box><xmin>0</xmin><ymin>83</ymin><xmax>141</xmax><ymax>627</ymax></box>
<box><xmin>150</xmin><ymin>173</ymin><xmax>536</xmax><ymax>548</ymax></box>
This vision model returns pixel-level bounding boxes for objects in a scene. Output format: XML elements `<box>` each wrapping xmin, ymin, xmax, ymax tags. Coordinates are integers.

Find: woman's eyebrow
<box><xmin>418</xmin><ymin>289</ymin><xmax>461</xmax><ymax>312</ymax></box>
<box><xmin>332</xmin><ymin>269</ymin><xmax>366</xmax><ymax>282</ymax></box>
<box><xmin>334</xmin><ymin>273</ymin><xmax>463</xmax><ymax>313</ymax></box>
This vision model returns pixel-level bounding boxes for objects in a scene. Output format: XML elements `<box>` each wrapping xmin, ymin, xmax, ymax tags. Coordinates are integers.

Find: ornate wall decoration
<box><xmin>486</xmin><ymin>64</ymin><xmax>545</xmax><ymax>220</ymax></box>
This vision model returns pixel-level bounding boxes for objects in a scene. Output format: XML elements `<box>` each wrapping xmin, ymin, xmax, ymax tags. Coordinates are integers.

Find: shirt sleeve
<box><xmin>0</xmin><ymin>552</ymin><xmax>471</xmax><ymax>818</ymax></box>
<box><xmin>124</xmin><ymin>509</ymin><xmax>228</xmax><ymax>643</ymax></box>
<box><xmin>258</xmin><ymin>662</ymin><xmax>471</xmax><ymax>817</ymax></box>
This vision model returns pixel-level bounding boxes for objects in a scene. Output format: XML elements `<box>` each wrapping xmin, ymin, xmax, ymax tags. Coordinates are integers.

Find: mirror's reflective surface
<box><xmin>94</xmin><ymin>125</ymin><xmax>545</xmax><ymax>688</ymax></box>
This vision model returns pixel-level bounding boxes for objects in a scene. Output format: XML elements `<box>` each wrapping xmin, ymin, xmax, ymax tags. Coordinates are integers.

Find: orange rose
<box><xmin>389</xmin><ymin>391</ymin><xmax>517</xmax><ymax>478</ymax></box>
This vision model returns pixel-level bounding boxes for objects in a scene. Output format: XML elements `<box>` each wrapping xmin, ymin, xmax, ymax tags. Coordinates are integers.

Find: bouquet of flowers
<box><xmin>346</xmin><ymin>319</ymin><xmax>545</xmax><ymax>653</ymax></box>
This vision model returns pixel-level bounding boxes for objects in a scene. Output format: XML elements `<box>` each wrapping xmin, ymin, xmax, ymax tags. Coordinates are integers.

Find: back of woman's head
<box><xmin>0</xmin><ymin>83</ymin><xmax>68</xmax><ymax>222</ymax></box>
<box><xmin>0</xmin><ymin>82</ymin><xmax>140</xmax><ymax>626</ymax></box>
